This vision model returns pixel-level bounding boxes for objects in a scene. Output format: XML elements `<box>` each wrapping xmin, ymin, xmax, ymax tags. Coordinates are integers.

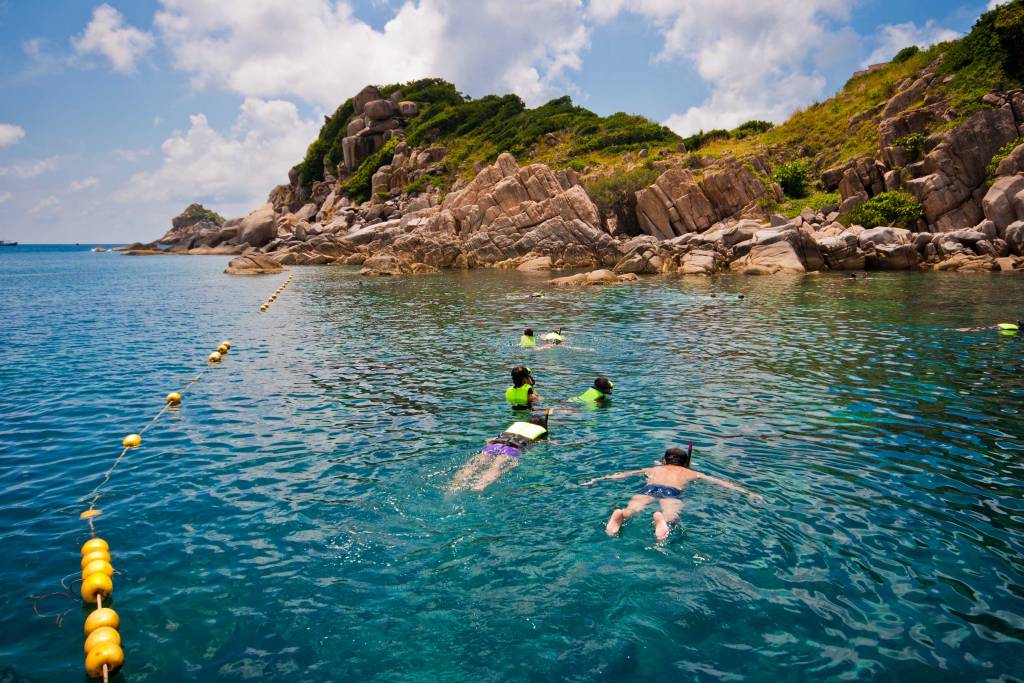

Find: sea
<box><xmin>1</xmin><ymin>244</ymin><xmax>1022</xmax><ymax>681</ymax></box>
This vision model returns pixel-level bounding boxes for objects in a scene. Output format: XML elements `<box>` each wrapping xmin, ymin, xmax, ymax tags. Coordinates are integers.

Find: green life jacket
<box><xmin>578</xmin><ymin>387</ymin><xmax>605</xmax><ymax>402</ymax></box>
<box><xmin>505</xmin><ymin>384</ymin><xmax>532</xmax><ymax>408</ymax></box>
<box><xmin>997</xmin><ymin>323</ymin><xmax>1019</xmax><ymax>331</ymax></box>
<box><xmin>505</xmin><ymin>421</ymin><xmax>547</xmax><ymax>440</ymax></box>
<box><xmin>520</xmin><ymin>335</ymin><xmax>536</xmax><ymax>348</ymax></box>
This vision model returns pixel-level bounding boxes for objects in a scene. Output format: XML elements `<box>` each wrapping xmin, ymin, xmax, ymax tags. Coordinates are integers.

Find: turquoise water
<box><xmin>2</xmin><ymin>245</ymin><xmax>1023</xmax><ymax>682</ymax></box>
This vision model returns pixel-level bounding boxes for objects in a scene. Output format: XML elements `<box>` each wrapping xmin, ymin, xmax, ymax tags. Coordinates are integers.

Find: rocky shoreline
<box><xmin>127</xmin><ymin>77</ymin><xmax>1024</xmax><ymax>279</ymax></box>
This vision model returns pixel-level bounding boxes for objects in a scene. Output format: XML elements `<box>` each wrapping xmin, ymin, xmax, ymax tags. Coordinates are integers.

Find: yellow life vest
<box><xmin>505</xmin><ymin>384</ymin><xmax>531</xmax><ymax>407</ymax></box>
<box><xmin>506</xmin><ymin>421</ymin><xmax>547</xmax><ymax>440</ymax></box>
<box><xmin>577</xmin><ymin>387</ymin><xmax>605</xmax><ymax>402</ymax></box>
<box><xmin>520</xmin><ymin>335</ymin><xmax>536</xmax><ymax>348</ymax></box>
<box><xmin>997</xmin><ymin>323</ymin><xmax>1019</xmax><ymax>331</ymax></box>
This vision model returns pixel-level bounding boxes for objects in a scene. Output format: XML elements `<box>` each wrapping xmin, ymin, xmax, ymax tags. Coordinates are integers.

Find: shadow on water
<box><xmin>0</xmin><ymin>250</ymin><xmax>1022</xmax><ymax>681</ymax></box>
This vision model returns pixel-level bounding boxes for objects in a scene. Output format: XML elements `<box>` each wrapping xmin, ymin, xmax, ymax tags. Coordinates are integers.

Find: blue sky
<box><xmin>0</xmin><ymin>0</ymin><xmax>996</xmax><ymax>243</ymax></box>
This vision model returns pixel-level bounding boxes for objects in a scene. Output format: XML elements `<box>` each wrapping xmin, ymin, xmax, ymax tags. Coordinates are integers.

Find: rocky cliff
<box><xmin>144</xmin><ymin>1</ymin><xmax>1024</xmax><ymax>276</ymax></box>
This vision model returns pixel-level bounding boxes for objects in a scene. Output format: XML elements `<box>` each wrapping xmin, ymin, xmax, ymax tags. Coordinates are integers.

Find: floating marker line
<box><xmin>66</xmin><ymin>274</ymin><xmax>289</xmax><ymax>679</ymax></box>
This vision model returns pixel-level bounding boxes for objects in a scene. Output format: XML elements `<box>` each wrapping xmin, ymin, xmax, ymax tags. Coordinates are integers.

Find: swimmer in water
<box><xmin>449</xmin><ymin>412</ymin><xmax>549</xmax><ymax>491</ymax></box>
<box><xmin>574</xmin><ymin>377</ymin><xmax>614</xmax><ymax>406</ymax></box>
<box><xmin>505</xmin><ymin>365</ymin><xmax>541</xmax><ymax>410</ymax></box>
<box><xmin>519</xmin><ymin>328</ymin><xmax>537</xmax><ymax>348</ymax></box>
<box><xmin>956</xmin><ymin>320</ymin><xmax>1021</xmax><ymax>333</ymax></box>
<box><xmin>584</xmin><ymin>446</ymin><xmax>762</xmax><ymax>541</ymax></box>
<box><xmin>539</xmin><ymin>328</ymin><xmax>565</xmax><ymax>348</ymax></box>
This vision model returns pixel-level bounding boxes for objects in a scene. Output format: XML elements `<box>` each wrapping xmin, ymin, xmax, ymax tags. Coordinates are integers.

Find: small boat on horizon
<box><xmin>0</xmin><ymin>240</ymin><xmax>18</xmax><ymax>246</ymax></box>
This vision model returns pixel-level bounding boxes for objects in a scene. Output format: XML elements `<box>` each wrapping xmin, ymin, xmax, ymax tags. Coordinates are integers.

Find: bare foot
<box><xmin>653</xmin><ymin>512</ymin><xmax>670</xmax><ymax>541</ymax></box>
<box><xmin>605</xmin><ymin>509</ymin><xmax>625</xmax><ymax>536</ymax></box>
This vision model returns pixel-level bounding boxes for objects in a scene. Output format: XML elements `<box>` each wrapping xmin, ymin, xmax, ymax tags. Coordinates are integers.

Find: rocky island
<box><xmin>132</xmin><ymin>2</ymin><xmax>1024</xmax><ymax>279</ymax></box>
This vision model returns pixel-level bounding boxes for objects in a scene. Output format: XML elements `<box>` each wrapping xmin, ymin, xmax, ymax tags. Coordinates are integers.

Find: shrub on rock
<box><xmin>845</xmin><ymin>191</ymin><xmax>923</xmax><ymax>228</ymax></box>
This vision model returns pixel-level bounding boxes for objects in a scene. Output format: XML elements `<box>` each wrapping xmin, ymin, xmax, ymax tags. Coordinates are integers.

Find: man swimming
<box><xmin>583</xmin><ymin>446</ymin><xmax>762</xmax><ymax>541</ymax></box>
<box><xmin>505</xmin><ymin>366</ymin><xmax>541</xmax><ymax>410</ymax></box>
<box><xmin>448</xmin><ymin>412</ymin><xmax>549</xmax><ymax>491</ymax></box>
<box><xmin>520</xmin><ymin>328</ymin><xmax>537</xmax><ymax>348</ymax></box>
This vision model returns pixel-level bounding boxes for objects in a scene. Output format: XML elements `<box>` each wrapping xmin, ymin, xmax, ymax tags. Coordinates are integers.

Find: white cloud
<box><xmin>863</xmin><ymin>21</ymin><xmax>960</xmax><ymax>67</ymax></box>
<box><xmin>117</xmin><ymin>97</ymin><xmax>319</xmax><ymax>205</ymax></box>
<box><xmin>0</xmin><ymin>156</ymin><xmax>61</xmax><ymax>179</ymax></box>
<box><xmin>113</xmin><ymin>147</ymin><xmax>152</xmax><ymax>162</ymax></box>
<box><xmin>0</xmin><ymin>124</ymin><xmax>26</xmax><ymax>148</ymax></box>
<box><xmin>987</xmin><ymin>0</ymin><xmax>1006</xmax><ymax>9</ymax></box>
<box><xmin>70</xmin><ymin>176</ymin><xmax>100</xmax><ymax>191</ymax></box>
<box><xmin>154</xmin><ymin>0</ymin><xmax>588</xmax><ymax>106</ymax></box>
<box><xmin>72</xmin><ymin>4</ymin><xmax>155</xmax><ymax>73</ymax></box>
<box><xmin>593</xmin><ymin>0</ymin><xmax>853</xmax><ymax>136</ymax></box>
<box><xmin>0</xmin><ymin>192</ymin><xmax>12</xmax><ymax>205</ymax></box>
<box><xmin>28</xmin><ymin>195</ymin><xmax>59</xmax><ymax>214</ymax></box>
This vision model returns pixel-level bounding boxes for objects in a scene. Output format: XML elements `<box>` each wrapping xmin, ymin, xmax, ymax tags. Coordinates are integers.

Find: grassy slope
<box><xmin>294</xmin><ymin>1</ymin><xmax>1023</xmax><ymax>212</ymax></box>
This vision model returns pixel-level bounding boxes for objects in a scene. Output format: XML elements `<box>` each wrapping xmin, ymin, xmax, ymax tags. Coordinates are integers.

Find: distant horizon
<box><xmin>0</xmin><ymin>0</ymin><xmax>1001</xmax><ymax>243</ymax></box>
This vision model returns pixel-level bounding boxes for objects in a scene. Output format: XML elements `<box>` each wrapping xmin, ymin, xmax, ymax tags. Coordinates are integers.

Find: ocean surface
<box><xmin>1</xmin><ymin>244</ymin><xmax>1023</xmax><ymax>682</ymax></box>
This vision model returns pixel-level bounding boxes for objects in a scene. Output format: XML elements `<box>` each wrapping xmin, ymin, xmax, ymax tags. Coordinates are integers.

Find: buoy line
<box><xmin>60</xmin><ymin>274</ymin><xmax>290</xmax><ymax>680</ymax></box>
<box><xmin>260</xmin><ymin>273</ymin><xmax>293</xmax><ymax>312</ymax></box>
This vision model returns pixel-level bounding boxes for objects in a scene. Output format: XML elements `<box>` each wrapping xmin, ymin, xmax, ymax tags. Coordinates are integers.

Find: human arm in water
<box><xmin>581</xmin><ymin>469</ymin><xmax>647</xmax><ymax>486</ymax></box>
<box><xmin>696</xmin><ymin>472</ymin><xmax>763</xmax><ymax>501</ymax></box>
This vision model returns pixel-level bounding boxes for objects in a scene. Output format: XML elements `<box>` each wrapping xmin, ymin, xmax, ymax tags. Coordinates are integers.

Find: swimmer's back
<box><xmin>645</xmin><ymin>464</ymin><xmax>700</xmax><ymax>489</ymax></box>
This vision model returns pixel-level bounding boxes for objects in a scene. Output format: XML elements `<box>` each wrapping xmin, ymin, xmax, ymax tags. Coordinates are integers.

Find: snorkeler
<box><xmin>575</xmin><ymin>377</ymin><xmax>614</xmax><ymax>406</ymax></box>
<box><xmin>956</xmin><ymin>320</ymin><xmax>1021</xmax><ymax>333</ymax></box>
<box><xmin>448</xmin><ymin>411</ymin><xmax>550</xmax><ymax>491</ymax></box>
<box><xmin>584</xmin><ymin>446</ymin><xmax>762</xmax><ymax>541</ymax></box>
<box><xmin>520</xmin><ymin>328</ymin><xmax>537</xmax><ymax>348</ymax></box>
<box><xmin>539</xmin><ymin>328</ymin><xmax>565</xmax><ymax>348</ymax></box>
<box><xmin>505</xmin><ymin>365</ymin><xmax>541</xmax><ymax>410</ymax></box>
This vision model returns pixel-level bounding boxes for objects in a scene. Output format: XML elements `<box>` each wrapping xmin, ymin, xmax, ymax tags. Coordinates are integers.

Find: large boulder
<box><xmin>981</xmin><ymin>174</ymin><xmax>1024</xmax><ymax>235</ymax></box>
<box><xmin>866</xmin><ymin>243</ymin><xmax>920</xmax><ymax>270</ymax></box>
<box><xmin>238</xmin><ymin>203</ymin><xmax>278</xmax><ymax>247</ymax></box>
<box><xmin>224</xmin><ymin>254</ymin><xmax>285</xmax><ymax>275</ymax></box>
<box><xmin>905</xmin><ymin>106</ymin><xmax>1020</xmax><ymax>231</ymax></box>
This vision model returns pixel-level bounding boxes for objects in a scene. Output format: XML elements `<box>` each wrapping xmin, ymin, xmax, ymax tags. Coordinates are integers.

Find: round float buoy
<box><xmin>122</xmin><ymin>434</ymin><xmax>141</xmax><ymax>448</ymax></box>
<box><xmin>209</xmin><ymin>352</ymin><xmax>221</xmax><ymax>363</ymax></box>
<box><xmin>81</xmin><ymin>538</ymin><xmax>109</xmax><ymax>555</ymax></box>
<box><xmin>84</xmin><ymin>626</ymin><xmax>121</xmax><ymax>654</ymax></box>
<box><xmin>221</xmin><ymin>341</ymin><xmax>231</xmax><ymax>350</ymax></box>
<box><xmin>217</xmin><ymin>344</ymin><xmax>229</xmax><ymax>354</ymax></box>
<box><xmin>80</xmin><ymin>573</ymin><xmax>113</xmax><ymax>602</ymax></box>
<box><xmin>82</xmin><ymin>559</ymin><xmax>114</xmax><ymax>580</ymax></box>
<box><xmin>166</xmin><ymin>391</ymin><xmax>181</xmax><ymax>405</ymax></box>
<box><xmin>81</xmin><ymin>550</ymin><xmax>110</xmax><ymax>569</ymax></box>
<box><xmin>84</xmin><ymin>607</ymin><xmax>119</xmax><ymax>636</ymax></box>
<box><xmin>259</xmin><ymin>305</ymin><xmax>268</xmax><ymax>312</ymax></box>
<box><xmin>85</xmin><ymin>642</ymin><xmax>124</xmax><ymax>678</ymax></box>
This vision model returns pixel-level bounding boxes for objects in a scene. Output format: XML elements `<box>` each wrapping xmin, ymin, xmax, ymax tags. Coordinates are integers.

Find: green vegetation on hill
<box><xmin>844</xmin><ymin>191</ymin><xmax>923</xmax><ymax>228</ymax></box>
<box><xmin>297</xmin><ymin>78</ymin><xmax>678</xmax><ymax>188</ymax></box>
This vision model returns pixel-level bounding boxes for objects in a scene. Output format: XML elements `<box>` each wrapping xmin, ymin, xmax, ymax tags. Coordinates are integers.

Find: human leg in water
<box><xmin>471</xmin><ymin>455</ymin><xmax>520</xmax><ymax>491</ymax></box>
<box><xmin>653</xmin><ymin>498</ymin><xmax>683</xmax><ymax>541</ymax></box>
<box><xmin>448</xmin><ymin>453</ymin><xmax>491</xmax><ymax>491</ymax></box>
<box><xmin>605</xmin><ymin>494</ymin><xmax>654</xmax><ymax>536</ymax></box>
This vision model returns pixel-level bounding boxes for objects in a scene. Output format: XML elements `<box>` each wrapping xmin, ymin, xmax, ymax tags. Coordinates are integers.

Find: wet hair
<box><xmin>528</xmin><ymin>413</ymin><xmax>548</xmax><ymax>429</ymax></box>
<box><xmin>511</xmin><ymin>365</ymin><xmax>532</xmax><ymax>387</ymax></box>
<box><xmin>524</xmin><ymin>328</ymin><xmax>534</xmax><ymax>336</ymax></box>
<box><xmin>594</xmin><ymin>377</ymin><xmax>613</xmax><ymax>393</ymax></box>
<box><xmin>664</xmin><ymin>447</ymin><xmax>691</xmax><ymax>468</ymax></box>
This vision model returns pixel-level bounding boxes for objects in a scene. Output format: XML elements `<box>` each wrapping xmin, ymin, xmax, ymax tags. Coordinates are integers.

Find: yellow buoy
<box><xmin>80</xmin><ymin>573</ymin><xmax>113</xmax><ymax>602</ymax></box>
<box><xmin>122</xmin><ymin>434</ymin><xmax>141</xmax><ymax>448</ymax></box>
<box><xmin>259</xmin><ymin>305</ymin><xmax>268</xmax><ymax>312</ymax></box>
<box><xmin>85</xmin><ymin>642</ymin><xmax>124</xmax><ymax>678</ymax></box>
<box><xmin>79</xmin><ymin>509</ymin><xmax>102</xmax><ymax>520</ymax></box>
<box><xmin>221</xmin><ymin>341</ymin><xmax>231</xmax><ymax>350</ymax></box>
<box><xmin>217</xmin><ymin>344</ymin><xmax>229</xmax><ymax>354</ymax></box>
<box><xmin>82</xmin><ymin>559</ymin><xmax>114</xmax><ymax>580</ymax></box>
<box><xmin>81</xmin><ymin>550</ymin><xmax>111</xmax><ymax>569</ymax></box>
<box><xmin>166</xmin><ymin>391</ymin><xmax>181</xmax><ymax>405</ymax></box>
<box><xmin>208</xmin><ymin>351</ymin><xmax>221</xmax><ymax>363</ymax></box>
<box><xmin>81</xmin><ymin>538</ymin><xmax>109</xmax><ymax>555</ymax></box>
<box><xmin>84</xmin><ymin>625</ymin><xmax>121</xmax><ymax>654</ymax></box>
<box><xmin>84</xmin><ymin>607</ymin><xmax>119</xmax><ymax>636</ymax></box>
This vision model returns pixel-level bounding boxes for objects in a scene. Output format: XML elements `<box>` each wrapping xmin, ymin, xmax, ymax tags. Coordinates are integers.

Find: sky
<box><xmin>0</xmin><ymin>0</ymin><xmax>1000</xmax><ymax>243</ymax></box>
